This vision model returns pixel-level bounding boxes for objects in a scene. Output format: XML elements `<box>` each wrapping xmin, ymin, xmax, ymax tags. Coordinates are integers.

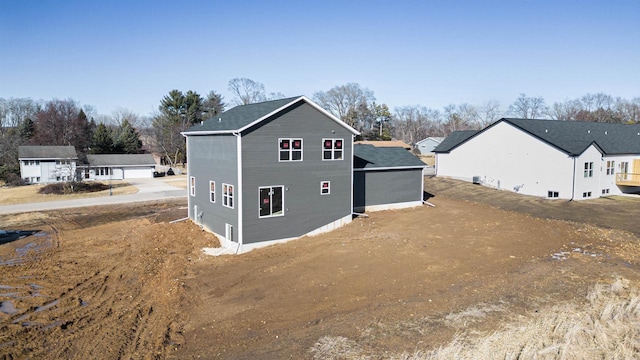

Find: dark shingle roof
<box><xmin>433</xmin><ymin>119</ymin><xmax>640</xmax><ymax>156</ymax></box>
<box><xmin>87</xmin><ymin>154</ymin><xmax>156</xmax><ymax>166</ymax></box>
<box><xmin>183</xmin><ymin>96</ymin><xmax>359</xmax><ymax>135</ymax></box>
<box><xmin>18</xmin><ymin>146</ymin><xmax>77</xmax><ymax>159</ymax></box>
<box><xmin>354</xmin><ymin>144</ymin><xmax>425</xmax><ymax>170</ymax></box>
<box><xmin>184</xmin><ymin>96</ymin><xmax>302</xmax><ymax>133</ymax></box>
<box><xmin>503</xmin><ymin>118</ymin><xmax>640</xmax><ymax>155</ymax></box>
<box><xmin>433</xmin><ymin>130</ymin><xmax>479</xmax><ymax>153</ymax></box>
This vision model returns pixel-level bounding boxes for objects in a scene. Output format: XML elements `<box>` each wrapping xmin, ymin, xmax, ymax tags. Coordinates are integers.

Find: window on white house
<box><xmin>602</xmin><ymin>188</ymin><xmax>610</xmax><ymax>195</ymax></box>
<box><xmin>190</xmin><ymin>176</ymin><xmax>195</xmax><ymax>197</ymax></box>
<box><xmin>322</xmin><ymin>138</ymin><xmax>344</xmax><ymax>160</ymax></box>
<box><xmin>223</xmin><ymin>183</ymin><xmax>234</xmax><ymax>208</ymax></box>
<box><xmin>209</xmin><ymin>181</ymin><xmax>215</xmax><ymax>203</ymax></box>
<box><xmin>606</xmin><ymin>161</ymin><xmax>615</xmax><ymax>175</ymax></box>
<box><xmin>279</xmin><ymin>138</ymin><xmax>303</xmax><ymax>161</ymax></box>
<box><xmin>584</xmin><ymin>162</ymin><xmax>593</xmax><ymax>177</ymax></box>
<box><xmin>582</xmin><ymin>191</ymin><xmax>592</xmax><ymax>198</ymax></box>
<box><xmin>259</xmin><ymin>186</ymin><xmax>284</xmax><ymax>218</ymax></box>
<box><xmin>547</xmin><ymin>191</ymin><xmax>559</xmax><ymax>198</ymax></box>
<box><xmin>321</xmin><ymin>181</ymin><xmax>330</xmax><ymax>195</ymax></box>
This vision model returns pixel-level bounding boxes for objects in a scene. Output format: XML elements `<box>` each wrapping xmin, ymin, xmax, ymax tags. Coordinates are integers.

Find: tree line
<box><xmin>2</xmin><ymin>78</ymin><xmax>638</xmax><ymax>184</ymax></box>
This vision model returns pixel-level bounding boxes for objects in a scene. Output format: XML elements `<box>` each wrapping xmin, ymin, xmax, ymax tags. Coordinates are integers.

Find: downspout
<box><xmin>569</xmin><ymin>156</ymin><xmax>576</xmax><ymax>202</ymax></box>
<box><xmin>233</xmin><ymin>131</ymin><xmax>243</xmax><ymax>253</ymax></box>
<box><xmin>350</xmin><ymin>134</ymin><xmax>355</xmax><ymax>215</ymax></box>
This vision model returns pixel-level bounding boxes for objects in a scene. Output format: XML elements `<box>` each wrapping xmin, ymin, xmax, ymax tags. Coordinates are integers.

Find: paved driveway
<box><xmin>0</xmin><ymin>178</ymin><xmax>186</xmax><ymax>215</ymax></box>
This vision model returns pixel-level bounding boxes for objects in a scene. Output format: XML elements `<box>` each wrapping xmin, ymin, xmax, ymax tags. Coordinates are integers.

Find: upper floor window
<box><xmin>279</xmin><ymin>138</ymin><xmax>303</xmax><ymax>162</ymax></box>
<box><xmin>190</xmin><ymin>176</ymin><xmax>196</xmax><ymax>197</ymax></box>
<box><xmin>223</xmin><ymin>183</ymin><xmax>234</xmax><ymax>208</ymax></box>
<box><xmin>323</xmin><ymin>138</ymin><xmax>343</xmax><ymax>160</ymax></box>
<box><xmin>584</xmin><ymin>162</ymin><xmax>593</xmax><ymax>178</ymax></box>
<box><xmin>23</xmin><ymin>160</ymin><xmax>40</xmax><ymax>166</ymax></box>
<box><xmin>606</xmin><ymin>161</ymin><xmax>615</xmax><ymax>175</ymax></box>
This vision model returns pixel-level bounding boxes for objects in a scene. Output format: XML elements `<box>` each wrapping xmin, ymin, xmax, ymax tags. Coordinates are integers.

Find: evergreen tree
<box><xmin>91</xmin><ymin>123</ymin><xmax>114</xmax><ymax>154</ymax></box>
<box><xmin>17</xmin><ymin>118</ymin><xmax>34</xmax><ymax>141</ymax></box>
<box><xmin>115</xmin><ymin>119</ymin><xmax>142</xmax><ymax>154</ymax></box>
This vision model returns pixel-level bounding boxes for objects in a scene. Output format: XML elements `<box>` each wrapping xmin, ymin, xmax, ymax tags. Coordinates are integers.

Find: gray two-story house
<box><xmin>182</xmin><ymin>96</ymin><xmax>359</xmax><ymax>253</ymax></box>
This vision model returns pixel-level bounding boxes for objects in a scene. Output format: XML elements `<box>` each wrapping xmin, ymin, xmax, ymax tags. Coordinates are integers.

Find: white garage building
<box><xmin>85</xmin><ymin>154</ymin><xmax>156</xmax><ymax>180</ymax></box>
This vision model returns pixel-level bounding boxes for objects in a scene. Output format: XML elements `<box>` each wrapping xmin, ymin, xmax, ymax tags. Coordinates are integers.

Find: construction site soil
<box><xmin>1</xmin><ymin>177</ymin><xmax>640</xmax><ymax>359</ymax></box>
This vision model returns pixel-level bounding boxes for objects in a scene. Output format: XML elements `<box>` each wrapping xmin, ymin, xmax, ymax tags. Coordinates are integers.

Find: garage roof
<box><xmin>87</xmin><ymin>154</ymin><xmax>156</xmax><ymax>167</ymax></box>
<box><xmin>354</xmin><ymin>144</ymin><xmax>425</xmax><ymax>171</ymax></box>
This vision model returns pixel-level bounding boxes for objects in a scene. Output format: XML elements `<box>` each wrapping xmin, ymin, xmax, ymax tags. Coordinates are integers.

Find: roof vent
<box><xmin>218</xmin><ymin>117</ymin><xmax>222</xmax><ymax>123</ymax></box>
<box><xmin>545</xmin><ymin>129</ymin><xmax>548</xmax><ymax>133</ymax></box>
<box><xmin>587</xmin><ymin>130</ymin><xmax>590</xmax><ymax>134</ymax></box>
<box><xmin>604</xmin><ymin>131</ymin><xmax>607</xmax><ymax>135</ymax></box>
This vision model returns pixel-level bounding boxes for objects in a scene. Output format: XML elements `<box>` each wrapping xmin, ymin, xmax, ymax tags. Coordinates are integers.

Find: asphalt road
<box><xmin>0</xmin><ymin>178</ymin><xmax>186</xmax><ymax>215</ymax></box>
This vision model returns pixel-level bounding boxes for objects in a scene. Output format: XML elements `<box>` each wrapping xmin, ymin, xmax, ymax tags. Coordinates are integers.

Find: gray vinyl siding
<box><xmin>187</xmin><ymin>135</ymin><xmax>238</xmax><ymax>239</ymax></box>
<box><xmin>241</xmin><ymin>102</ymin><xmax>353</xmax><ymax>244</ymax></box>
<box><xmin>353</xmin><ymin>168</ymin><xmax>423</xmax><ymax>209</ymax></box>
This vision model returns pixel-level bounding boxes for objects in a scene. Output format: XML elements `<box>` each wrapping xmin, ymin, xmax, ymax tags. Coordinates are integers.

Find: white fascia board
<box><xmin>354</xmin><ymin>166</ymin><xmax>426</xmax><ymax>172</ymax></box>
<box><xmin>181</xmin><ymin>130</ymin><xmax>236</xmax><ymax>136</ymax></box>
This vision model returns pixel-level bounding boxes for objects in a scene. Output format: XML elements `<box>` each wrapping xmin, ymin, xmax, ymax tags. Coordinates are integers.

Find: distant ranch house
<box><xmin>83</xmin><ymin>154</ymin><xmax>156</xmax><ymax>180</ymax></box>
<box><xmin>18</xmin><ymin>146</ymin><xmax>78</xmax><ymax>184</ymax></box>
<box><xmin>414</xmin><ymin>137</ymin><xmax>444</xmax><ymax>155</ymax></box>
<box><xmin>434</xmin><ymin>118</ymin><xmax>640</xmax><ymax>200</ymax></box>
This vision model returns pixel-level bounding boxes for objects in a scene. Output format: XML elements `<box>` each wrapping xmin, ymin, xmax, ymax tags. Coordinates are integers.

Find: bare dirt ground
<box><xmin>2</xmin><ymin>177</ymin><xmax>640</xmax><ymax>359</ymax></box>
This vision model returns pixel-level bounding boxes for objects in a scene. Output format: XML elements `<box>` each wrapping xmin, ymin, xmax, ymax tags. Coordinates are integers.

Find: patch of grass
<box><xmin>0</xmin><ymin>180</ymin><xmax>137</xmax><ymax>205</ymax></box>
<box><xmin>310</xmin><ymin>279</ymin><xmax>640</xmax><ymax>360</ymax></box>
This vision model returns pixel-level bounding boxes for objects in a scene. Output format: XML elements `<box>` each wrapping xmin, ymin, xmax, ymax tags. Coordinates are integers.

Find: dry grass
<box><xmin>310</xmin><ymin>279</ymin><xmax>640</xmax><ymax>360</ymax></box>
<box><xmin>163</xmin><ymin>175</ymin><xmax>187</xmax><ymax>189</ymax></box>
<box><xmin>0</xmin><ymin>181</ymin><xmax>137</xmax><ymax>205</ymax></box>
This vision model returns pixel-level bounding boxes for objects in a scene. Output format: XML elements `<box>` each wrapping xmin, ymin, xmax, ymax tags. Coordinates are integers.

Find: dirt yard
<box><xmin>1</xmin><ymin>177</ymin><xmax>640</xmax><ymax>359</ymax></box>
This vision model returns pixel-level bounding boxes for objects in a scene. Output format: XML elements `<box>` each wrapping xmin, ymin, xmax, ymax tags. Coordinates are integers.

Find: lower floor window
<box><xmin>223</xmin><ymin>183</ymin><xmax>234</xmax><ymax>208</ymax></box>
<box><xmin>602</xmin><ymin>188</ymin><xmax>610</xmax><ymax>195</ymax></box>
<box><xmin>582</xmin><ymin>191</ymin><xmax>592</xmax><ymax>198</ymax></box>
<box><xmin>547</xmin><ymin>191</ymin><xmax>559</xmax><ymax>198</ymax></box>
<box><xmin>259</xmin><ymin>186</ymin><xmax>284</xmax><ymax>218</ymax></box>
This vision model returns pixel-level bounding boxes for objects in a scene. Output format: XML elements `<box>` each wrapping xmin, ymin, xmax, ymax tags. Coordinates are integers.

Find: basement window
<box><xmin>279</xmin><ymin>138</ymin><xmax>303</xmax><ymax>162</ymax></box>
<box><xmin>547</xmin><ymin>191</ymin><xmax>559</xmax><ymax>198</ymax></box>
<box><xmin>223</xmin><ymin>183</ymin><xmax>234</xmax><ymax>208</ymax></box>
<box><xmin>323</xmin><ymin>138</ymin><xmax>344</xmax><ymax>160</ymax></box>
<box><xmin>582</xmin><ymin>191</ymin><xmax>592</xmax><ymax>198</ymax></box>
<box><xmin>259</xmin><ymin>186</ymin><xmax>284</xmax><ymax>218</ymax></box>
<box><xmin>190</xmin><ymin>176</ymin><xmax>195</xmax><ymax>197</ymax></box>
<box><xmin>321</xmin><ymin>181</ymin><xmax>330</xmax><ymax>195</ymax></box>
<box><xmin>602</xmin><ymin>188</ymin><xmax>610</xmax><ymax>195</ymax></box>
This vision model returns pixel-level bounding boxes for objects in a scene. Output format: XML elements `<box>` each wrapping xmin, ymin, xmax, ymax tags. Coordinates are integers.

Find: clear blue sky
<box><xmin>1</xmin><ymin>0</ymin><xmax>638</xmax><ymax>117</ymax></box>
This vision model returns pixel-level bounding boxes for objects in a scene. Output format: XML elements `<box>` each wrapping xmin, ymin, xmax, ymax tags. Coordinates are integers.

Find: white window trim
<box><xmin>584</xmin><ymin>162</ymin><xmax>593</xmax><ymax>178</ymax></box>
<box><xmin>190</xmin><ymin>176</ymin><xmax>196</xmax><ymax>197</ymax></box>
<box><xmin>606</xmin><ymin>160</ymin><xmax>615</xmax><ymax>175</ymax></box>
<box><xmin>547</xmin><ymin>191</ymin><xmax>559</xmax><ymax>198</ymax></box>
<box><xmin>222</xmin><ymin>183</ymin><xmax>234</xmax><ymax>209</ymax></box>
<box><xmin>322</xmin><ymin>138</ymin><xmax>344</xmax><ymax>161</ymax></box>
<box><xmin>209</xmin><ymin>180</ymin><xmax>215</xmax><ymax>203</ymax></box>
<box><xmin>278</xmin><ymin>138</ymin><xmax>303</xmax><ymax>162</ymax></box>
<box><xmin>258</xmin><ymin>185</ymin><xmax>285</xmax><ymax>219</ymax></box>
<box><xmin>321</xmin><ymin>181</ymin><xmax>331</xmax><ymax>195</ymax></box>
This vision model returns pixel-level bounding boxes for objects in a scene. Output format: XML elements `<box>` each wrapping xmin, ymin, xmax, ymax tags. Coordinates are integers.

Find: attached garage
<box><xmin>86</xmin><ymin>154</ymin><xmax>156</xmax><ymax>180</ymax></box>
<box><xmin>353</xmin><ymin>144</ymin><xmax>425</xmax><ymax>212</ymax></box>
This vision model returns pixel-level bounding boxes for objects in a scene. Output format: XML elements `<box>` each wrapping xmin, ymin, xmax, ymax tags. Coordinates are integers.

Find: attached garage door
<box><xmin>123</xmin><ymin>167</ymin><xmax>153</xmax><ymax>179</ymax></box>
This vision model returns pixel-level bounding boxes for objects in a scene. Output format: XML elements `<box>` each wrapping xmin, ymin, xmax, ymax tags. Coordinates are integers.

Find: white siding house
<box><xmin>435</xmin><ymin>118</ymin><xmax>640</xmax><ymax>200</ymax></box>
<box><xmin>414</xmin><ymin>137</ymin><xmax>444</xmax><ymax>155</ymax></box>
<box><xmin>18</xmin><ymin>146</ymin><xmax>78</xmax><ymax>184</ymax></box>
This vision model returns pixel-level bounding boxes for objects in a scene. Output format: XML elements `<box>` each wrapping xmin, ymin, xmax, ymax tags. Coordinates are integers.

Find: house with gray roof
<box><xmin>182</xmin><ymin>96</ymin><xmax>361</xmax><ymax>253</ymax></box>
<box><xmin>414</xmin><ymin>136</ymin><xmax>445</xmax><ymax>155</ymax></box>
<box><xmin>353</xmin><ymin>144</ymin><xmax>426</xmax><ymax>212</ymax></box>
<box><xmin>84</xmin><ymin>154</ymin><xmax>156</xmax><ymax>180</ymax></box>
<box><xmin>18</xmin><ymin>146</ymin><xmax>78</xmax><ymax>184</ymax></box>
<box><xmin>434</xmin><ymin>118</ymin><xmax>640</xmax><ymax>200</ymax></box>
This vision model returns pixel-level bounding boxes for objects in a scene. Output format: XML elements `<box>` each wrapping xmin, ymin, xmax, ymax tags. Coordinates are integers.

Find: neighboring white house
<box><xmin>434</xmin><ymin>118</ymin><xmax>640</xmax><ymax>200</ymax></box>
<box><xmin>18</xmin><ymin>146</ymin><xmax>78</xmax><ymax>184</ymax></box>
<box><xmin>414</xmin><ymin>137</ymin><xmax>444</xmax><ymax>155</ymax></box>
<box><xmin>84</xmin><ymin>154</ymin><xmax>156</xmax><ymax>180</ymax></box>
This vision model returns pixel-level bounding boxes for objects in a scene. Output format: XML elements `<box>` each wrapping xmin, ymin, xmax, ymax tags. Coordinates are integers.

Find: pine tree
<box><xmin>91</xmin><ymin>123</ymin><xmax>114</xmax><ymax>154</ymax></box>
<box><xmin>115</xmin><ymin>119</ymin><xmax>142</xmax><ymax>154</ymax></box>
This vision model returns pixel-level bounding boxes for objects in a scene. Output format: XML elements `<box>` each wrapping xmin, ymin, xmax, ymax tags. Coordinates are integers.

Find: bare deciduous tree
<box><xmin>228</xmin><ymin>78</ymin><xmax>267</xmax><ymax>105</ymax></box>
<box><xmin>509</xmin><ymin>93</ymin><xmax>549</xmax><ymax>119</ymax></box>
<box><xmin>313</xmin><ymin>83</ymin><xmax>376</xmax><ymax>130</ymax></box>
